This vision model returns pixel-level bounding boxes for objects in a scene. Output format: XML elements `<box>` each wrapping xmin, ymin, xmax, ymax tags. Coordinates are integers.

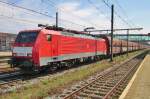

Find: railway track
<box><xmin>57</xmin><ymin>51</ymin><xmax>148</xmax><ymax>99</ymax></box>
<box><xmin>0</xmin><ymin>70</ymin><xmax>22</xmax><ymax>79</ymax></box>
<box><xmin>0</xmin><ymin>56</ymin><xmax>12</xmax><ymax>73</ymax></box>
<box><xmin>0</xmin><ymin>56</ymin><xmax>11</xmax><ymax>63</ymax></box>
<box><xmin>0</xmin><ymin>56</ymin><xmax>11</xmax><ymax>67</ymax></box>
<box><xmin>0</xmin><ymin>70</ymin><xmax>24</xmax><ymax>94</ymax></box>
<box><xmin>0</xmin><ymin>56</ymin><xmax>21</xmax><ymax>85</ymax></box>
<box><xmin>0</xmin><ymin>70</ymin><xmax>23</xmax><ymax>85</ymax></box>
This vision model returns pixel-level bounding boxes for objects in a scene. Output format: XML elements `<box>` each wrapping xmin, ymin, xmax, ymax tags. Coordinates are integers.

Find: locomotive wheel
<box><xmin>66</xmin><ymin>61</ymin><xmax>73</xmax><ymax>68</ymax></box>
<box><xmin>49</xmin><ymin>63</ymin><xmax>58</xmax><ymax>71</ymax></box>
<box><xmin>50</xmin><ymin>66</ymin><xmax>57</xmax><ymax>71</ymax></box>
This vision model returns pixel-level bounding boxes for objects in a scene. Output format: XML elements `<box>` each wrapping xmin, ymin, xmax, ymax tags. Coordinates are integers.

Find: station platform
<box><xmin>119</xmin><ymin>53</ymin><xmax>150</xmax><ymax>99</ymax></box>
<box><xmin>0</xmin><ymin>52</ymin><xmax>11</xmax><ymax>57</ymax></box>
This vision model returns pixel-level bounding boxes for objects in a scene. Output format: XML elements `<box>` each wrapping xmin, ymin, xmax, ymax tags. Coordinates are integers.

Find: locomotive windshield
<box><xmin>15</xmin><ymin>31</ymin><xmax>39</xmax><ymax>43</ymax></box>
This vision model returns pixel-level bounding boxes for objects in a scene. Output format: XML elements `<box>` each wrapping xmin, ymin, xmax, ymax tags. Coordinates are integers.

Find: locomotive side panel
<box><xmin>59</xmin><ymin>33</ymin><xmax>96</xmax><ymax>60</ymax></box>
<box><xmin>96</xmin><ymin>39</ymin><xmax>107</xmax><ymax>55</ymax></box>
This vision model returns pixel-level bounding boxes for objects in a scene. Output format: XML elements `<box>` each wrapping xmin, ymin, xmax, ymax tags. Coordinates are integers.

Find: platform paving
<box><xmin>119</xmin><ymin>53</ymin><xmax>150</xmax><ymax>99</ymax></box>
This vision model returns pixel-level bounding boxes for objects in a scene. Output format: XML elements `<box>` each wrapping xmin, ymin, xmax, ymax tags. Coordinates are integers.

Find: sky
<box><xmin>0</xmin><ymin>0</ymin><xmax>149</xmax><ymax>34</ymax></box>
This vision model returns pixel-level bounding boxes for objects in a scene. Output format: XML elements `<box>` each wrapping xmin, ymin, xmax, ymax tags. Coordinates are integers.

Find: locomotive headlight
<box><xmin>27</xmin><ymin>53</ymin><xmax>32</xmax><ymax>57</ymax></box>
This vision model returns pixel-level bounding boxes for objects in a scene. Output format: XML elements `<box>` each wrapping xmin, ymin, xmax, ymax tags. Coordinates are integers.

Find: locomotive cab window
<box><xmin>46</xmin><ymin>34</ymin><xmax>52</xmax><ymax>41</ymax></box>
<box><xmin>15</xmin><ymin>31</ymin><xmax>39</xmax><ymax>43</ymax></box>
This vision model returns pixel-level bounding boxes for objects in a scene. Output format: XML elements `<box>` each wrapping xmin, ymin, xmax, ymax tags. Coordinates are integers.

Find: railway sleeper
<box><xmin>86</xmin><ymin>87</ymin><xmax>104</xmax><ymax>92</ymax></box>
<box><xmin>104</xmin><ymin>84</ymin><xmax>115</xmax><ymax>88</ymax></box>
<box><xmin>92</xmin><ymin>82</ymin><xmax>105</xmax><ymax>86</ymax></box>
<box><xmin>90</xmin><ymin>84</ymin><xmax>104</xmax><ymax>89</ymax></box>
<box><xmin>78</xmin><ymin>92</ymin><xmax>103</xmax><ymax>99</ymax></box>
<box><xmin>100</xmin><ymin>86</ymin><xmax>112</xmax><ymax>90</ymax></box>
<box><xmin>82</xmin><ymin>89</ymin><xmax>96</xmax><ymax>94</ymax></box>
<box><xmin>106</xmin><ymin>81</ymin><xmax>117</xmax><ymax>85</ymax></box>
<box><xmin>88</xmin><ymin>85</ymin><xmax>110</xmax><ymax>92</ymax></box>
<box><xmin>83</xmin><ymin>89</ymin><xmax>107</xmax><ymax>96</ymax></box>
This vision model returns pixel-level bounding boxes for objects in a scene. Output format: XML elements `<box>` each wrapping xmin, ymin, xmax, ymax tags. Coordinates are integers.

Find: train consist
<box><xmin>11</xmin><ymin>26</ymin><xmax>146</xmax><ymax>71</ymax></box>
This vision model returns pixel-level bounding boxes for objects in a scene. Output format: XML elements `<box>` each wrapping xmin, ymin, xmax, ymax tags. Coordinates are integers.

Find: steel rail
<box><xmin>0</xmin><ymin>71</ymin><xmax>23</xmax><ymax>89</ymax></box>
<box><xmin>103</xmin><ymin>60</ymin><xmax>141</xmax><ymax>99</ymax></box>
<box><xmin>0</xmin><ymin>71</ymin><xmax>22</xmax><ymax>79</ymax></box>
<box><xmin>63</xmin><ymin>60</ymin><xmax>136</xmax><ymax>98</ymax></box>
<box><xmin>0</xmin><ymin>78</ymin><xmax>22</xmax><ymax>86</ymax></box>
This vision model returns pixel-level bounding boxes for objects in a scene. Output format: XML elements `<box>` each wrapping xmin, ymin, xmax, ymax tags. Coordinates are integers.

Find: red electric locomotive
<box><xmin>11</xmin><ymin>26</ymin><xmax>109</xmax><ymax>71</ymax></box>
